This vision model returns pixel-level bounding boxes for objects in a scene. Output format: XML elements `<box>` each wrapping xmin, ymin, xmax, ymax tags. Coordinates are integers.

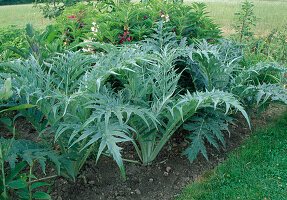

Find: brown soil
<box><xmin>1</xmin><ymin>104</ymin><xmax>286</xmax><ymax>200</ymax></box>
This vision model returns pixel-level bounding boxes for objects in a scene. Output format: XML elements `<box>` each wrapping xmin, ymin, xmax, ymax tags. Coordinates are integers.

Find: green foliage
<box><xmin>0</xmin><ymin>26</ymin><xmax>27</xmax><ymax>62</ymax></box>
<box><xmin>231</xmin><ymin>62</ymin><xmax>287</xmax><ymax>113</ymax></box>
<box><xmin>0</xmin><ymin>138</ymin><xmax>63</xmax><ymax>200</ymax></box>
<box><xmin>233</xmin><ymin>0</ymin><xmax>257</xmax><ymax>43</ymax></box>
<box><xmin>2</xmin><ymin>21</ymin><xmax>286</xmax><ymax>180</ymax></box>
<box><xmin>243</xmin><ymin>27</ymin><xmax>287</xmax><ymax>64</ymax></box>
<box><xmin>0</xmin><ymin>0</ymin><xmax>34</xmax><ymax>5</ymax></box>
<box><xmin>187</xmin><ymin>39</ymin><xmax>242</xmax><ymax>91</ymax></box>
<box><xmin>0</xmin><ymin>78</ymin><xmax>13</xmax><ymax>101</ymax></box>
<box><xmin>183</xmin><ymin>109</ymin><xmax>233</xmax><ymax>163</ymax></box>
<box><xmin>1</xmin><ymin>0</ymin><xmax>286</xmax><ymax>184</ymax></box>
<box><xmin>7</xmin><ymin>24</ymin><xmax>66</xmax><ymax>62</ymax></box>
<box><xmin>55</xmin><ymin>0</ymin><xmax>221</xmax><ymax>46</ymax></box>
<box><xmin>0</xmin><ymin>79</ymin><xmax>72</xmax><ymax>200</ymax></box>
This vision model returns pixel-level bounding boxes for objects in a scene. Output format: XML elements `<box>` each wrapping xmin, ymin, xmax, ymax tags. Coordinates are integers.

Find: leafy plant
<box><xmin>183</xmin><ymin>108</ymin><xmax>234</xmax><ymax>163</ymax></box>
<box><xmin>233</xmin><ymin>0</ymin><xmax>257</xmax><ymax>43</ymax></box>
<box><xmin>0</xmin><ymin>79</ymin><xmax>69</xmax><ymax>200</ymax></box>
<box><xmin>7</xmin><ymin>24</ymin><xmax>65</xmax><ymax>62</ymax></box>
<box><xmin>0</xmin><ymin>138</ymin><xmax>65</xmax><ymax>200</ymax></box>
<box><xmin>0</xmin><ymin>26</ymin><xmax>27</xmax><ymax>62</ymax></box>
<box><xmin>55</xmin><ymin>0</ymin><xmax>221</xmax><ymax>46</ymax></box>
<box><xmin>2</xmin><ymin>18</ymin><xmax>287</xmax><ymax>182</ymax></box>
<box><xmin>56</xmin><ymin>28</ymin><xmax>250</xmax><ymax>173</ymax></box>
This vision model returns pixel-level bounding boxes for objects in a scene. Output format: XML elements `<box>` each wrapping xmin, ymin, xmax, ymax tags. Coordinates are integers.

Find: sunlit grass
<box><xmin>0</xmin><ymin>4</ymin><xmax>52</xmax><ymax>29</ymax></box>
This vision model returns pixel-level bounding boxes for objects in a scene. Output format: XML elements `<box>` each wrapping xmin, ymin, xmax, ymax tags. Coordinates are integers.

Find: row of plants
<box><xmin>0</xmin><ymin>0</ymin><xmax>287</xmax><ymax>199</ymax></box>
<box><xmin>57</xmin><ymin>0</ymin><xmax>221</xmax><ymax>45</ymax></box>
<box><xmin>1</xmin><ymin>1</ymin><xmax>221</xmax><ymax>61</ymax></box>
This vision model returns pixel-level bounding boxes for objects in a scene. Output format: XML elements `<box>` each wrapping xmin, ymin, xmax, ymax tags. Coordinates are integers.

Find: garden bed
<box><xmin>5</xmin><ymin>104</ymin><xmax>285</xmax><ymax>200</ymax></box>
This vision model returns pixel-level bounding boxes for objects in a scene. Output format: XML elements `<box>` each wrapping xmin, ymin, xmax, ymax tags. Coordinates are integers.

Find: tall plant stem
<box><xmin>28</xmin><ymin>160</ymin><xmax>35</xmax><ymax>200</ymax></box>
<box><xmin>239</xmin><ymin>10</ymin><xmax>248</xmax><ymax>43</ymax></box>
<box><xmin>0</xmin><ymin>147</ymin><xmax>7</xmax><ymax>198</ymax></box>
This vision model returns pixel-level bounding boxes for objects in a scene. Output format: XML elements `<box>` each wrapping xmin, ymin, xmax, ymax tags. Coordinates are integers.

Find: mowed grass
<box><xmin>176</xmin><ymin>110</ymin><xmax>287</xmax><ymax>200</ymax></box>
<box><xmin>0</xmin><ymin>4</ymin><xmax>52</xmax><ymax>29</ymax></box>
<box><xmin>187</xmin><ymin>0</ymin><xmax>287</xmax><ymax>36</ymax></box>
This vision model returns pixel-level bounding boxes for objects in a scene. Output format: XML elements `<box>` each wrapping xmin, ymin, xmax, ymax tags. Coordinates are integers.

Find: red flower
<box><xmin>68</xmin><ymin>14</ymin><xmax>76</xmax><ymax>21</ymax></box>
<box><xmin>118</xmin><ymin>31</ymin><xmax>132</xmax><ymax>44</ymax></box>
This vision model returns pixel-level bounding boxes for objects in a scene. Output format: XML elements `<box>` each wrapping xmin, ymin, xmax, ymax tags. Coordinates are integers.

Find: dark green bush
<box><xmin>0</xmin><ymin>0</ymin><xmax>34</xmax><ymax>5</ymax></box>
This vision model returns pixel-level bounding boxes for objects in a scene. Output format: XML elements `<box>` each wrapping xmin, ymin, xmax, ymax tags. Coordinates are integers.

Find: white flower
<box><xmin>160</xmin><ymin>14</ymin><xmax>170</xmax><ymax>23</ymax></box>
<box><xmin>165</xmin><ymin>14</ymin><xmax>170</xmax><ymax>22</ymax></box>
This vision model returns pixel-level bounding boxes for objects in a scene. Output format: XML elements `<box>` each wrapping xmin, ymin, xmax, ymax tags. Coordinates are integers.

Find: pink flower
<box><xmin>143</xmin><ymin>15</ymin><xmax>147</xmax><ymax>18</ymax></box>
<box><xmin>68</xmin><ymin>14</ymin><xmax>76</xmax><ymax>19</ymax></box>
<box><xmin>172</xmin><ymin>27</ymin><xmax>175</xmax><ymax>31</ymax></box>
<box><xmin>68</xmin><ymin>14</ymin><xmax>76</xmax><ymax>21</ymax></box>
<box><xmin>159</xmin><ymin>10</ymin><xmax>164</xmax><ymax>14</ymax></box>
<box><xmin>185</xmin><ymin>30</ymin><xmax>188</xmax><ymax>33</ymax></box>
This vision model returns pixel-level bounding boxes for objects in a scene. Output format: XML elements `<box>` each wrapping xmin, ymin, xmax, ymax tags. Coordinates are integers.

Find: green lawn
<box><xmin>186</xmin><ymin>0</ymin><xmax>287</xmax><ymax>36</ymax></box>
<box><xmin>0</xmin><ymin>4</ymin><xmax>52</xmax><ymax>29</ymax></box>
<box><xmin>177</xmin><ymin>109</ymin><xmax>287</xmax><ymax>200</ymax></box>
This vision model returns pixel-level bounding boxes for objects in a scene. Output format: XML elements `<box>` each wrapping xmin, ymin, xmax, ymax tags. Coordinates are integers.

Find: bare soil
<box><xmin>1</xmin><ymin>104</ymin><xmax>286</xmax><ymax>200</ymax></box>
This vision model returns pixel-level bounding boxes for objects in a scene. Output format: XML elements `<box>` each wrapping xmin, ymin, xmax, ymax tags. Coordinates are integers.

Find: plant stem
<box><xmin>30</xmin><ymin>174</ymin><xmax>58</xmax><ymax>183</ymax></box>
<box><xmin>0</xmin><ymin>147</ymin><xmax>7</xmax><ymax>198</ymax></box>
<box><xmin>102</xmin><ymin>152</ymin><xmax>140</xmax><ymax>164</ymax></box>
<box><xmin>28</xmin><ymin>160</ymin><xmax>35</xmax><ymax>200</ymax></box>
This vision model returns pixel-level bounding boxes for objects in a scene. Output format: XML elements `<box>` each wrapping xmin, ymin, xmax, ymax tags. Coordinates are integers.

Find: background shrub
<box><xmin>0</xmin><ymin>26</ymin><xmax>27</xmax><ymax>61</ymax></box>
<box><xmin>0</xmin><ymin>0</ymin><xmax>34</xmax><ymax>5</ymax></box>
<box><xmin>54</xmin><ymin>0</ymin><xmax>221</xmax><ymax>46</ymax></box>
